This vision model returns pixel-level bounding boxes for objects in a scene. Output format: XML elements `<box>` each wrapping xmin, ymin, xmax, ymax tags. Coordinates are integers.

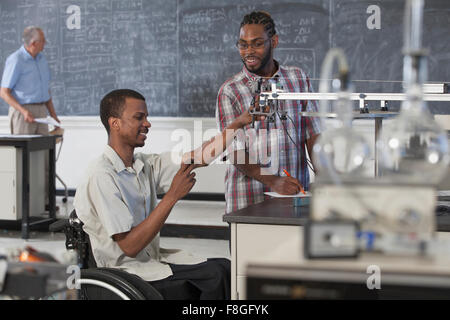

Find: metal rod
<box><xmin>263</xmin><ymin>92</ymin><xmax>450</xmax><ymax>102</ymax></box>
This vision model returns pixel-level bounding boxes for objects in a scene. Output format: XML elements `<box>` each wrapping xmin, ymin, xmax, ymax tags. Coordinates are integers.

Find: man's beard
<box><xmin>243</xmin><ymin>48</ymin><xmax>272</xmax><ymax>75</ymax></box>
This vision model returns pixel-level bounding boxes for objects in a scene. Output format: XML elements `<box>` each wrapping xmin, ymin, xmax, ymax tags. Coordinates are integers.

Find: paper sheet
<box><xmin>0</xmin><ymin>134</ymin><xmax>42</xmax><ymax>138</ymax></box>
<box><xmin>34</xmin><ymin>116</ymin><xmax>62</xmax><ymax>127</ymax></box>
<box><xmin>264</xmin><ymin>191</ymin><xmax>311</xmax><ymax>198</ymax></box>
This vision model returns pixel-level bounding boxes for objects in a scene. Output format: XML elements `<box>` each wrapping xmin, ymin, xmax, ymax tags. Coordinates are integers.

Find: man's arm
<box><xmin>306</xmin><ymin>132</ymin><xmax>319</xmax><ymax>171</ymax></box>
<box><xmin>44</xmin><ymin>97</ymin><xmax>60</xmax><ymax>125</ymax></box>
<box><xmin>233</xmin><ymin>150</ymin><xmax>303</xmax><ymax>195</ymax></box>
<box><xmin>183</xmin><ymin>108</ymin><xmax>261</xmax><ymax>167</ymax></box>
<box><xmin>112</xmin><ymin>163</ymin><xmax>196</xmax><ymax>258</ymax></box>
<box><xmin>0</xmin><ymin>87</ymin><xmax>34</xmax><ymax>123</ymax></box>
<box><xmin>183</xmin><ymin>112</ymin><xmax>301</xmax><ymax>194</ymax></box>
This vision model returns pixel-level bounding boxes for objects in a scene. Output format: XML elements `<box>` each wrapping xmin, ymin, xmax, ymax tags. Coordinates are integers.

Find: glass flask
<box><xmin>377</xmin><ymin>84</ymin><xmax>449</xmax><ymax>184</ymax></box>
<box><xmin>377</xmin><ymin>0</ymin><xmax>449</xmax><ymax>185</ymax></box>
<box><xmin>313</xmin><ymin>49</ymin><xmax>372</xmax><ymax>182</ymax></box>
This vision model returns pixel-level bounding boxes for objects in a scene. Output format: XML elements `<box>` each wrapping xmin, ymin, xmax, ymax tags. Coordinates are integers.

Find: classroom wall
<box><xmin>0</xmin><ymin>115</ymin><xmax>228</xmax><ymax>193</ymax></box>
<box><xmin>2</xmin><ymin>115</ymin><xmax>449</xmax><ymax>193</ymax></box>
<box><xmin>0</xmin><ymin>115</ymin><xmax>379</xmax><ymax>193</ymax></box>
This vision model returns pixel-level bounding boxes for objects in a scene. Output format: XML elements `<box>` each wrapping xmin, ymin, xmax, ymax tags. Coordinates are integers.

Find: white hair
<box><xmin>22</xmin><ymin>26</ymin><xmax>43</xmax><ymax>46</ymax></box>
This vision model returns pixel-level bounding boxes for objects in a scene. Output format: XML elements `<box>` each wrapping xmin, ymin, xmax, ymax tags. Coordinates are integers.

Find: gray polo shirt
<box><xmin>73</xmin><ymin>145</ymin><xmax>205</xmax><ymax>281</ymax></box>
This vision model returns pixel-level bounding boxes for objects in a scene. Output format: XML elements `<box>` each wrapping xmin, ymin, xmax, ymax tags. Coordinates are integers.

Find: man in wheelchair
<box><xmin>72</xmin><ymin>89</ymin><xmax>260</xmax><ymax>300</ymax></box>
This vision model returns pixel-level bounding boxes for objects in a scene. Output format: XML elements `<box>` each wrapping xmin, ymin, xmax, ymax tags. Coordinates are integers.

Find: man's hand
<box><xmin>1</xmin><ymin>87</ymin><xmax>35</xmax><ymax>123</ymax></box>
<box><xmin>45</xmin><ymin>98</ymin><xmax>60</xmax><ymax>127</ymax></box>
<box><xmin>113</xmin><ymin>163</ymin><xmax>196</xmax><ymax>258</ymax></box>
<box><xmin>166</xmin><ymin>163</ymin><xmax>196</xmax><ymax>201</ymax></box>
<box><xmin>268</xmin><ymin>176</ymin><xmax>303</xmax><ymax>195</ymax></box>
<box><xmin>52</xmin><ymin>115</ymin><xmax>61</xmax><ymax>128</ymax></box>
<box><xmin>182</xmin><ymin>140</ymin><xmax>209</xmax><ymax>167</ymax></box>
<box><xmin>22</xmin><ymin>109</ymin><xmax>35</xmax><ymax>123</ymax></box>
<box><xmin>181</xmin><ymin>150</ymin><xmax>196</xmax><ymax>164</ymax></box>
<box><xmin>234</xmin><ymin>95</ymin><xmax>269</xmax><ymax>128</ymax></box>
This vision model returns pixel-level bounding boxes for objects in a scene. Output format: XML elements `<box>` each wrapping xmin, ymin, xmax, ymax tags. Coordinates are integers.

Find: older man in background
<box><xmin>1</xmin><ymin>26</ymin><xmax>60</xmax><ymax>211</ymax></box>
<box><xmin>0</xmin><ymin>26</ymin><xmax>60</xmax><ymax>134</ymax></box>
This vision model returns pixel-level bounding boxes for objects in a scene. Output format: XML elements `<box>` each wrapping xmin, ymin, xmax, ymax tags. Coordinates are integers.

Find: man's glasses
<box><xmin>235</xmin><ymin>38</ymin><xmax>271</xmax><ymax>50</ymax></box>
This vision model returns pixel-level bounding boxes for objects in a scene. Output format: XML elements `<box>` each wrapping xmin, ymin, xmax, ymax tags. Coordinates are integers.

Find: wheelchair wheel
<box><xmin>98</xmin><ymin>268</ymin><xmax>163</xmax><ymax>300</ymax></box>
<box><xmin>79</xmin><ymin>269</ymin><xmax>146</xmax><ymax>300</ymax></box>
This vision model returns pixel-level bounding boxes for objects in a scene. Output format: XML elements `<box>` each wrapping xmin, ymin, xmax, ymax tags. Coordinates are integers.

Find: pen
<box><xmin>283</xmin><ymin>169</ymin><xmax>306</xmax><ymax>194</ymax></box>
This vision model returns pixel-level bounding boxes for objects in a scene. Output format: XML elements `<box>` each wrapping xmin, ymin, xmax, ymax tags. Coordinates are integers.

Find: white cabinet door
<box><xmin>235</xmin><ymin>224</ymin><xmax>304</xmax><ymax>299</ymax></box>
<box><xmin>0</xmin><ymin>147</ymin><xmax>17</xmax><ymax>220</ymax></box>
<box><xmin>0</xmin><ymin>172</ymin><xmax>17</xmax><ymax>220</ymax></box>
<box><xmin>0</xmin><ymin>147</ymin><xmax>16</xmax><ymax>172</ymax></box>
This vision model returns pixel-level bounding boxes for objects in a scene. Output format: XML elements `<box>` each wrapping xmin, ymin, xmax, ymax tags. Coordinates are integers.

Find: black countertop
<box><xmin>223</xmin><ymin>198</ymin><xmax>450</xmax><ymax>232</ymax></box>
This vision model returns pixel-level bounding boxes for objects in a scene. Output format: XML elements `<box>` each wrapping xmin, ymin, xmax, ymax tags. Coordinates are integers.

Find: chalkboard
<box><xmin>0</xmin><ymin>0</ymin><xmax>448</xmax><ymax>117</ymax></box>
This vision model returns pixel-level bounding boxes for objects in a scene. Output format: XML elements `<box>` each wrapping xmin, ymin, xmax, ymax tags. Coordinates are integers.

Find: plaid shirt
<box><xmin>216</xmin><ymin>62</ymin><xmax>321</xmax><ymax>213</ymax></box>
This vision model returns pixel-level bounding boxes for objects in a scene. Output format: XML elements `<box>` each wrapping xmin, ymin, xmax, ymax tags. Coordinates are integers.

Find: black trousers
<box><xmin>148</xmin><ymin>258</ymin><xmax>231</xmax><ymax>300</ymax></box>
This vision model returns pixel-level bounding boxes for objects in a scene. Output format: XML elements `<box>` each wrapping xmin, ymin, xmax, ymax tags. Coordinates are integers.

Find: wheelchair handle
<box><xmin>49</xmin><ymin>219</ymin><xmax>70</xmax><ymax>232</ymax></box>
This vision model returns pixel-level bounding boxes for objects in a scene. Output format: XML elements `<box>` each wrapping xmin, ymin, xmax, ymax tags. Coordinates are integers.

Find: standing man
<box><xmin>216</xmin><ymin>11</ymin><xmax>321</xmax><ymax>213</ymax></box>
<box><xmin>1</xmin><ymin>26</ymin><xmax>60</xmax><ymax>134</ymax></box>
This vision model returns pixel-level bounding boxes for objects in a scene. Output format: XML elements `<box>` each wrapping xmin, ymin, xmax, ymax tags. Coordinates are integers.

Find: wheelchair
<box><xmin>49</xmin><ymin>210</ymin><xmax>163</xmax><ymax>300</ymax></box>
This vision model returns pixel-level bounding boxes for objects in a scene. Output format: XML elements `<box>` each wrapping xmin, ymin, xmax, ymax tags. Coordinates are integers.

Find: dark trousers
<box><xmin>148</xmin><ymin>258</ymin><xmax>230</xmax><ymax>300</ymax></box>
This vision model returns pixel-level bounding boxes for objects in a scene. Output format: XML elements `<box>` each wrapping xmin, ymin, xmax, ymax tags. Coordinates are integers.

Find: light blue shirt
<box><xmin>1</xmin><ymin>45</ymin><xmax>51</xmax><ymax>105</ymax></box>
